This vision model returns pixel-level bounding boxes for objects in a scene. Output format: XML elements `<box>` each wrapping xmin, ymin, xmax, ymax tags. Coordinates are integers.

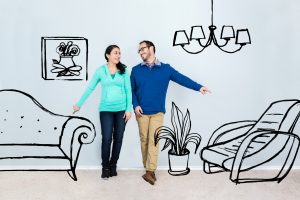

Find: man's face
<box><xmin>138</xmin><ymin>43</ymin><xmax>151</xmax><ymax>61</ymax></box>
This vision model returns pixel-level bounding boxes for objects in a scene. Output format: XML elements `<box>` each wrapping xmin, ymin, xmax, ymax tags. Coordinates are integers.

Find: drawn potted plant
<box><xmin>154</xmin><ymin>102</ymin><xmax>201</xmax><ymax>176</ymax></box>
<box><xmin>51</xmin><ymin>41</ymin><xmax>82</xmax><ymax>77</ymax></box>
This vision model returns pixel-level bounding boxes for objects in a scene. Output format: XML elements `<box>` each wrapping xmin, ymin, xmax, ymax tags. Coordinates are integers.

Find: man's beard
<box><xmin>141</xmin><ymin>53</ymin><xmax>149</xmax><ymax>62</ymax></box>
<box><xmin>141</xmin><ymin>57</ymin><xmax>147</xmax><ymax>62</ymax></box>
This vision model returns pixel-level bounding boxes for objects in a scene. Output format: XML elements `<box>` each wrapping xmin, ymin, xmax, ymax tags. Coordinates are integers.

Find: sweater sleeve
<box><xmin>76</xmin><ymin>69</ymin><xmax>101</xmax><ymax>107</ymax></box>
<box><xmin>130</xmin><ymin>68</ymin><xmax>139</xmax><ymax>109</ymax></box>
<box><xmin>124</xmin><ymin>69</ymin><xmax>132</xmax><ymax>112</ymax></box>
<box><xmin>169</xmin><ymin>65</ymin><xmax>202</xmax><ymax>91</ymax></box>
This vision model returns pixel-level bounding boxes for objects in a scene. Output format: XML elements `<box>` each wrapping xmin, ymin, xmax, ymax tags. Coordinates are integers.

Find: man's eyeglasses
<box><xmin>138</xmin><ymin>46</ymin><xmax>149</xmax><ymax>53</ymax></box>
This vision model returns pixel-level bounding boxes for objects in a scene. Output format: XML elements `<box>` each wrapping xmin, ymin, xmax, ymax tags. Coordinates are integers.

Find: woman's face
<box><xmin>106</xmin><ymin>47</ymin><xmax>121</xmax><ymax>65</ymax></box>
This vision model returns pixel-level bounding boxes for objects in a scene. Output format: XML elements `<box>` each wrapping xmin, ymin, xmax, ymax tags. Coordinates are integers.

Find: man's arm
<box><xmin>169</xmin><ymin>65</ymin><xmax>210</xmax><ymax>94</ymax></box>
<box><xmin>130</xmin><ymin>69</ymin><xmax>139</xmax><ymax>109</ymax></box>
<box><xmin>130</xmin><ymin>69</ymin><xmax>143</xmax><ymax>116</ymax></box>
<box><xmin>169</xmin><ymin>66</ymin><xmax>202</xmax><ymax>91</ymax></box>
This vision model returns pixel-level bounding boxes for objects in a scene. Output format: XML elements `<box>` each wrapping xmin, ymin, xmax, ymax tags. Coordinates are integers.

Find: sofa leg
<box><xmin>67</xmin><ymin>169</ymin><xmax>78</xmax><ymax>181</ymax></box>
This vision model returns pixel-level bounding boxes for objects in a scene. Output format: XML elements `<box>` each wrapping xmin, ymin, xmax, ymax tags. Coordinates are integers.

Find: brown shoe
<box><xmin>150</xmin><ymin>171</ymin><xmax>157</xmax><ymax>182</ymax></box>
<box><xmin>142</xmin><ymin>171</ymin><xmax>155</xmax><ymax>185</ymax></box>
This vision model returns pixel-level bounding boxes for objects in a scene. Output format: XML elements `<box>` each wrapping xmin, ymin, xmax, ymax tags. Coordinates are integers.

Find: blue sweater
<box><xmin>130</xmin><ymin>62</ymin><xmax>202</xmax><ymax>114</ymax></box>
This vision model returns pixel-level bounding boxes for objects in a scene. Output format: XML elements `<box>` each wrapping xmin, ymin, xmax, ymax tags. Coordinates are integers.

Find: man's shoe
<box><xmin>109</xmin><ymin>166</ymin><xmax>118</xmax><ymax>177</ymax></box>
<box><xmin>150</xmin><ymin>171</ymin><xmax>157</xmax><ymax>181</ymax></box>
<box><xmin>142</xmin><ymin>171</ymin><xmax>155</xmax><ymax>185</ymax></box>
<box><xmin>101</xmin><ymin>168</ymin><xmax>110</xmax><ymax>180</ymax></box>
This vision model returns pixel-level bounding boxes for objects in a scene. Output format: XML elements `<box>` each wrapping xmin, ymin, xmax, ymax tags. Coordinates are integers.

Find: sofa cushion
<box><xmin>0</xmin><ymin>145</ymin><xmax>71</xmax><ymax>169</ymax></box>
<box><xmin>0</xmin><ymin>90</ymin><xmax>67</xmax><ymax>144</ymax></box>
<box><xmin>0</xmin><ymin>145</ymin><xmax>66</xmax><ymax>158</ymax></box>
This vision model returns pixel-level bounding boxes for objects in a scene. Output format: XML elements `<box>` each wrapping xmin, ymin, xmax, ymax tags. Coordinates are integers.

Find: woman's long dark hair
<box><xmin>104</xmin><ymin>45</ymin><xmax>126</xmax><ymax>74</ymax></box>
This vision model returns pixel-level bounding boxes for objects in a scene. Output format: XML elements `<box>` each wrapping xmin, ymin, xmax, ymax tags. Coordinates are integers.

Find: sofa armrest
<box><xmin>230</xmin><ymin>130</ymin><xmax>300</xmax><ymax>182</ymax></box>
<box><xmin>59</xmin><ymin>116</ymin><xmax>96</xmax><ymax>168</ymax></box>
<box><xmin>207</xmin><ymin>120</ymin><xmax>256</xmax><ymax>146</ymax></box>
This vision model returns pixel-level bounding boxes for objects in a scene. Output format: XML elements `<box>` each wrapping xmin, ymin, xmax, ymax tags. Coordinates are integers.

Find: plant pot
<box><xmin>168</xmin><ymin>149</ymin><xmax>190</xmax><ymax>176</ymax></box>
<box><xmin>52</xmin><ymin>56</ymin><xmax>78</xmax><ymax>77</ymax></box>
<box><xmin>58</xmin><ymin>56</ymin><xmax>75</xmax><ymax>68</ymax></box>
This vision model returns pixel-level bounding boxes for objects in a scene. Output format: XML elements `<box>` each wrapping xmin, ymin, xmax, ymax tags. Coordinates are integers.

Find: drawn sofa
<box><xmin>0</xmin><ymin>89</ymin><xmax>96</xmax><ymax>181</ymax></box>
<box><xmin>201</xmin><ymin>99</ymin><xmax>300</xmax><ymax>183</ymax></box>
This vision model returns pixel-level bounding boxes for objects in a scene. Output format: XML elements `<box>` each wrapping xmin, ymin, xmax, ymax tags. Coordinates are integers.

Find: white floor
<box><xmin>0</xmin><ymin>170</ymin><xmax>299</xmax><ymax>200</ymax></box>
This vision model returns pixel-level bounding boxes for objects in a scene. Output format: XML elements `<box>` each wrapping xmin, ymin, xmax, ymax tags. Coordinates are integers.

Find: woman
<box><xmin>73</xmin><ymin>45</ymin><xmax>132</xmax><ymax>179</ymax></box>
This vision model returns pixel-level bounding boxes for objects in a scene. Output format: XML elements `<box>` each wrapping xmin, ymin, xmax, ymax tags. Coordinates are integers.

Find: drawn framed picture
<box><xmin>41</xmin><ymin>37</ymin><xmax>88</xmax><ymax>81</ymax></box>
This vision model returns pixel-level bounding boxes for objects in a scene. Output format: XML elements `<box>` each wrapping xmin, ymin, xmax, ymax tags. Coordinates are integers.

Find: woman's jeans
<box><xmin>100</xmin><ymin>111</ymin><xmax>126</xmax><ymax>169</ymax></box>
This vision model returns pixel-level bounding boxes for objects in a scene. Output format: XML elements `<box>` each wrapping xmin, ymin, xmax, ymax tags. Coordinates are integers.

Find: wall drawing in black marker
<box><xmin>41</xmin><ymin>37</ymin><xmax>88</xmax><ymax>81</ymax></box>
<box><xmin>52</xmin><ymin>41</ymin><xmax>81</xmax><ymax>77</ymax></box>
<box><xmin>154</xmin><ymin>102</ymin><xmax>201</xmax><ymax>176</ymax></box>
<box><xmin>201</xmin><ymin>99</ymin><xmax>300</xmax><ymax>184</ymax></box>
<box><xmin>173</xmin><ymin>0</ymin><xmax>251</xmax><ymax>54</ymax></box>
<box><xmin>0</xmin><ymin>89</ymin><xmax>96</xmax><ymax>181</ymax></box>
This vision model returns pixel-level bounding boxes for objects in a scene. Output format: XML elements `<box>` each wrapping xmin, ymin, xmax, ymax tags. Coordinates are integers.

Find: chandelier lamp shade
<box><xmin>173</xmin><ymin>0</ymin><xmax>251</xmax><ymax>54</ymax></box>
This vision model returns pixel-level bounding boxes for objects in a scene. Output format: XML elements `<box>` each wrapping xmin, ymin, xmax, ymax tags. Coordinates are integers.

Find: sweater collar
<box><xmin>141</xmin><ymin>58</ymin><xmax>161</xmax><ymax>68</ymax></box>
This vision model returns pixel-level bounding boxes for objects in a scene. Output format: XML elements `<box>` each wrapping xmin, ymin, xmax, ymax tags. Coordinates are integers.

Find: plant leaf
<box><xmin>183</xmin><ymin>133</ymin><xmax>202</xmax><ymax>154</ymax></box>
<box><xmin>68</xmin><ymin>65</ymin><xmax>82</xmax><ymax>71</ymax></box>
<box><xmin>57</xmin><ymin>69</ymin><xmax>68</xmax><ymax>77</ymax></box>
<box><xmin>52</xmin><ymin>59</ymin><xmax>59</xmax><ymax>64</ymax></box>
<box><xmin>180</xmin><ymin>109</ymin><xmax>191</xmax><ymax>153</ymax></box>
<box><xmin>161</xmin><ymin>139</ymin><xmax>172</xmax><ymax>151</ymax></box>
<box><xmin>154</xmin><ymin>126</ymin><xmax>176</xmax><ymax>148</ymax></box>
<box><xmin>171</xmin><ymin>102</ymin><xmax>183</xmax><ymax>153</ymax></box>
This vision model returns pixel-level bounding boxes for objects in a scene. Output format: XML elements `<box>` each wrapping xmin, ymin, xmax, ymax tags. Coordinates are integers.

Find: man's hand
<box><xmin>134</xmin><ymin>106</ymin><xmax>143</xmax><ymax>117</ymax></box>
<box><xmin>200</xmin><ymin>86</ymin><xmax>211</xmax><ymax>95</ymax></box>
<box><xmin>123</xmin><ymin>111</ymin><xmax>132</xmax><ymax>123</ymax></box>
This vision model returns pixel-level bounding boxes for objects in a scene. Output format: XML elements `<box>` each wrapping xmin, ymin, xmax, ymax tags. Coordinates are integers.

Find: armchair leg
<box><xmin>276</xmin><ymin>137</ymin><xmax>300</xmax><ymax>182</ymax></box>
<box><xmin>67</xmin><ymin>168</ymin><xmax>78</xmax><ymax>181</ymax></box>
<box><xmin>203</xmin><ymin>161</ymin><xmax>226</xmax><ymax>174</ymax></box>
<box><xmin>203</xmin><ymin>161</ymin><xmax>211</xmax><ymax>173</ymax></box>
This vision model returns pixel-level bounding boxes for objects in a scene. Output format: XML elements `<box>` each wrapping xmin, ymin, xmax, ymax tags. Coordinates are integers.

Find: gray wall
<box><xmin>0</xmin><ymin>0</ymin><xmax>300</xmax><ymax>168</ymax></box>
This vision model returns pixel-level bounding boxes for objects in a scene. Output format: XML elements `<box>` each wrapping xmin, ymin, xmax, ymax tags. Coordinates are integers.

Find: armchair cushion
<box><xmin>202</xmin><ymin>136</ymin><xmax>244</xmax><ymax>169</ymax></box>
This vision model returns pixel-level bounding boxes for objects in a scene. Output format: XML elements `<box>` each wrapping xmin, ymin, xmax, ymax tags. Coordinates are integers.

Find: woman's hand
<box><xmin>123</xmin><ymin>111</ymin><xmax>132</xmax><ymax>123</ymax></box>
<box><xmin>73</xmin><ymin>105</ymin><xmax>80</xmax><ymax>114</ymax></box>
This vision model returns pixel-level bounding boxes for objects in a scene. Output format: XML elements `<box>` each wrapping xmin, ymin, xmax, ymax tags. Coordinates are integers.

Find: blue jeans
<box><xmin>100</xmin><ymin>111</ymin><xmax>126</xmax><ymax>169</ymax></box>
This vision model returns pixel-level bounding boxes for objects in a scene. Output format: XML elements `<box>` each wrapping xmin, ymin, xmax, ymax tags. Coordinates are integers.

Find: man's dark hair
<box><xmin>139</xmin><ymin>40</ymin><xmax>156</xmax><ymax>53</ymax></box>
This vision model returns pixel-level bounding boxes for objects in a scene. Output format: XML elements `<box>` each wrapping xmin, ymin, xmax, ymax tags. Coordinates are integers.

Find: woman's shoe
<box><xmin>109</xmin><ymin>166</ymin><xmax>117</xmax><ymax>177</ymax></box>
<box><xmin>101</xmin><ymin>168</ymin><xmax>110</xmax><ymax>180</ymax></box>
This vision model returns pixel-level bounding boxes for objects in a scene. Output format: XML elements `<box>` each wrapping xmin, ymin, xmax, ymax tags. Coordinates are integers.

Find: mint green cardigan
<box><xmin>76</xmin><ymin>64</ymin><xmax>132</xmax><ymax>112</ymax></box>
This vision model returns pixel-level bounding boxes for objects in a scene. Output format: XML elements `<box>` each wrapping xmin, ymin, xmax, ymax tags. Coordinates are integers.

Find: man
<box><xmin>130</xmin><ymin>40</ymin><xmax>210</xmax><ymax>185</ymax></box>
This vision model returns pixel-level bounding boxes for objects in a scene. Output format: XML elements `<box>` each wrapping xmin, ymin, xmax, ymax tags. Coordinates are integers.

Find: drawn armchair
<box><xmin>0</xmin><ymin>89</ymin><xmax>96</xmax><ymax>181</ymax></box>
<box><xmin>201</xmin><ymin>100</ymin><xmax>300</xmax><ymax>183</ymax></box>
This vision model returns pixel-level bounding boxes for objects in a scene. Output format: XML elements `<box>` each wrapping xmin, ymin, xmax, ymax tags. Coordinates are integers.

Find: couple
<box><xmin>73</xmin><ymin>40</ymin><xmax>210</xmax><ymax>185</ymax></box>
